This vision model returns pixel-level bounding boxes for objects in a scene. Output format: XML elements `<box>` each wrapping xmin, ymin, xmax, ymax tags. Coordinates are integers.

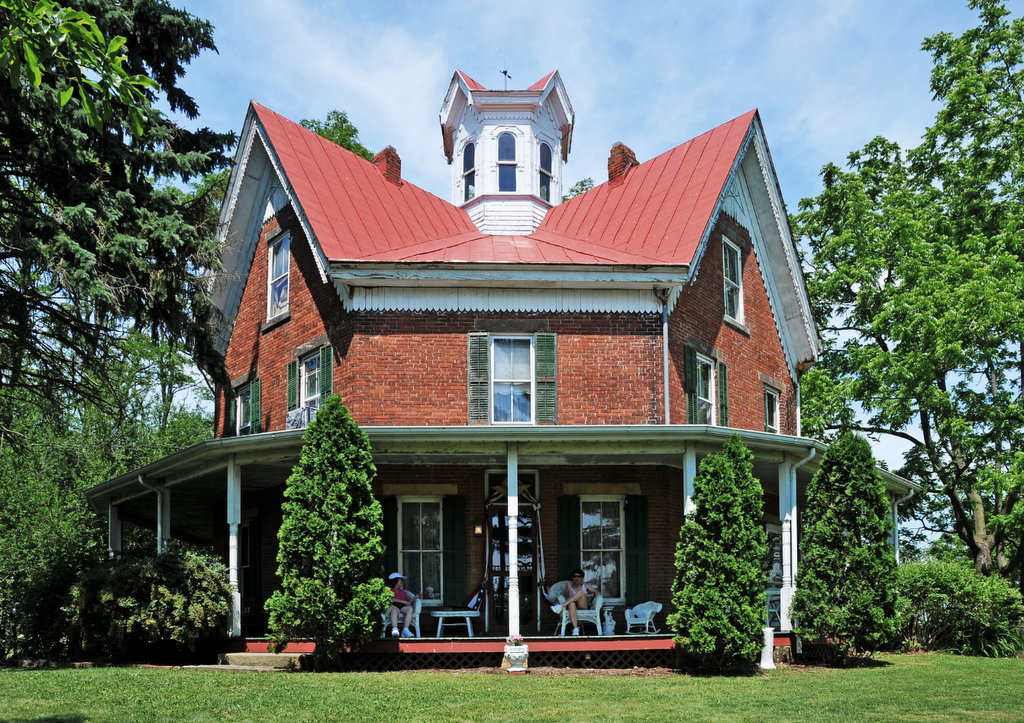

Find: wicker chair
<box><xmin>382</xmin><ymin>595</ymin><xmax>422</xmax><ymax>638</ymax></box>
<box><xmin>623</xmin><ymin>601</ymin><xmax>662</xmax><ymax>634</ymax></box>
<box><xmin>548</xmin><ymin>580</ymin><xmax>603</xmax><ymax>636</ymax></box>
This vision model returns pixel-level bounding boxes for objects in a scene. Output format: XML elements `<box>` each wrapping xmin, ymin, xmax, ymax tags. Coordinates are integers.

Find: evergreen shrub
<box><xmin>66</xmin><ymin>544</ymin><xmax>231</xmax><ymax>662</ymax></box>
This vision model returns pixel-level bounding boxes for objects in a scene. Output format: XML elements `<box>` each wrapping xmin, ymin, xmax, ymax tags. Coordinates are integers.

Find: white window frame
<box><xmin>236</xmin><ymin>384</ymin><xmax>251</xmax><ymax>435</ymax></box>
<box><xmin>497</xmin><ymin>131</ymin><xmax>517</xmax><ymax>193</ymax></box>
<box><xmin>764</xmin><ymin>386</ymin><xmax>780</xmax><ymax>434</ymax></box>
<box><xmin>267</xmin><ymin>234</ymin><xmax>290</xmax><ymax>318</ymax></box>
<box><xmin>695</xmin><ymin>354</ymin><xmax>716</xmax><ymax>425</ymax></box>
<box><xmin>300</xmin><ymin>352</ymin><xmax>321</xmax><ymax>410</ymax></box>
<box><xmin>723</xmin><ymin>236</ymin><xmax>743</xmax><ymax>322</ymax></box>
<box><xmin>397</xmin><ymin>497</ymin><xmax>444</xmax><ymax>606</ymax></box>
<box><xmin>579</xmin><ymin>495</ymin><xmax>625</xmax><ymax>604</ymax></box>
<box><xmin>538</xmin><ymin>142</ymin><xmax>553</xmax><ymax>202</ymax></box>
<box><xmin>462</xmin><ymin>142</ymin><xmax>475</xmax><ymax>202</ymax></box>
<box><xmin>490</xmin><ymin>335</ymin><xmax>535</xmax><ymax>424</ymax></box>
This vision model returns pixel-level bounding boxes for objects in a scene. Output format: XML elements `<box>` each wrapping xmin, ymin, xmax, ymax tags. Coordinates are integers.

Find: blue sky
<box><xmin>175</xmin><ymin>0</ymin><xmax>1018</xmax><ymax>465</ymax></box>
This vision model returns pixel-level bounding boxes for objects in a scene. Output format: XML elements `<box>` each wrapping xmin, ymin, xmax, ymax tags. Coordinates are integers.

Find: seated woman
<box><xmin>550</xmin><ymin>568</ymin><xmax>599</xmax><ymax>636</ymax></box>
<box><xmin>387</xmin><ymin>572</ymin><xmax>417</xmax><ymax>638</ymax></box>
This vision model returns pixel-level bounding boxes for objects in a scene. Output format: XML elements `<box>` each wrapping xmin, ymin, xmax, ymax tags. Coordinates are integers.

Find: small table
<box><xmin>432</xmin><ymin>609</ymin><xmax>481</xmax><ymax>637</ymax></box>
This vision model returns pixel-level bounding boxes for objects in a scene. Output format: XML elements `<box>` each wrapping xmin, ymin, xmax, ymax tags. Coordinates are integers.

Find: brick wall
<box><xmin>667</xmin><ymin>213</ymin><xmax>797</xmax><ymax>434</ymax></box>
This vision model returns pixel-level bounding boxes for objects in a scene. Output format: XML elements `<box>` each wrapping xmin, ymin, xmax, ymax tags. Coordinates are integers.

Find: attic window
<box><xmin>723</xmin><ymin>236</ymin><xmax>743</xmax><ymax>322</ymax></box>
<box><xmin>539</xmin><ymin>143</ymin><xmax>552</xmax><ymax>202</ymax></box>
<box><xmin>268</xmin><ymin>234</ymin><xmax>290</xmax><ymax>319</ymax></box>
<box><xmin>463</xmin><ymin>143</ymin><xmax>476</xmax><ymax>202</ymax></box>
<box><xmin>498</xmin><ymin>132</ymin><xmax>516</xmax><ymax>192</ymax></box>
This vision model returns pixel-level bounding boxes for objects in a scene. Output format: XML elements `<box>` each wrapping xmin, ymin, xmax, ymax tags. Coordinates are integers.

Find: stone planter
<box><xmin>502</xmin><ymin>644</ymin><xmax>529</xmax><ymax>674</ymax></box>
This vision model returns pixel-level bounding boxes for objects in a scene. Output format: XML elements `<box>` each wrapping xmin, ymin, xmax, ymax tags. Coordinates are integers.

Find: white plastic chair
<box><xmin>623</xmin><ymin>601</ymin><xmax>662</xmax><ymax>634</ymax></box>
<box><xmin>548</xmin><ymin>580</ymin><xmax>603</xmax><ymax>636</ymax></box>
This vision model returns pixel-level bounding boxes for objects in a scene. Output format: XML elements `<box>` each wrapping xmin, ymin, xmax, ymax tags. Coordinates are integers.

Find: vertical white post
<box><xmin>227</xmin><ymin>456</ymin><xmax>242</xmax><ymax>638</ymax></box>
<box><xmin>779</xmin><ymin>459</ymin><xmax>797</xmax><ymax>631</ymax></box>
<box><xmin>683</xmin><ymin>444</ymin><xmax>697</xmax><ymax>516</ymax></box>
<box><xmin>507</xmin><ymin>443</ymin><xmax>520</xmax><ymax>639</ymax></box>
<box><xmin>891</xmin><ymin>496</ymin><xmax>900</xmax><ymax>563</ymax></box>
<box><xmin>108</xmin><ymin>502</ymin><xmax>122</xmax><ymax>559</ymax></box>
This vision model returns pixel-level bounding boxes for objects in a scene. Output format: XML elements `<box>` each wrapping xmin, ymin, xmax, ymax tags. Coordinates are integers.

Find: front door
<box><xmin>487</xmin><ymin>494</ymin><xmax>536</xmax><ymax>634</ymax></box>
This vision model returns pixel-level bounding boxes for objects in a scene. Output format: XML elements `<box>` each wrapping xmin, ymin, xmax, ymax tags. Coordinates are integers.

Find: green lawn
<box><xmin>1</xmin><ymin>654</ymin><xmax>1022</xmax><ymax>722</ymax></box>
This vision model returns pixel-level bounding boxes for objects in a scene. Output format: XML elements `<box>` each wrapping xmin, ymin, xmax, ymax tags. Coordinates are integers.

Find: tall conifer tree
<box><xmin>266</xmin><ymin>395</ymin><xmax>391</xmax><ymax>671</ymax></box>
<box><xmin>669</xmin><ymin>435</ymin><xmax>767</xmax><ymax>671</ymax></box>
<box><xmin>792</xmin><ymin>431</ymin><xmax>898</xmax><ymax>663</ymax></box>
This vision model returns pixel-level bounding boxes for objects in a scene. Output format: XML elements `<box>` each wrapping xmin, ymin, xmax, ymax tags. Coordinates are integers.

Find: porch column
<box><xmin>506</xmin><ymin>442</ymin><xmax>520</xmax><ymax>639</ymax></box>
<box><xmin>891</xmin><ymin>495</ymin><xmax>900</xmax><ymax>563</ymax></box>
<box><xmin>108</xmin><ymin>502</ymin><xmax>122</xmax><ymax>559</ymax></box>
<box><xmin>227</xmin><ymin>455</ymin><xmax>242</xmax><ymax>638</ymax></box>
<box><xmin>683</xmin><ymin>443</ymin><xmax>697</xmax><ymax>516</ymax></box>
<box><xmin>778</xmin><ymin>459</ymin><xmax>797</xmax><ymax>631</ymax></box>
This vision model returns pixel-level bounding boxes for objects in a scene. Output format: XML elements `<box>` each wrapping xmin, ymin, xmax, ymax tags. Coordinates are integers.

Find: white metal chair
<box><xmin>623</xmin><ymin>601</ymin><xmax>662</xmax><ymax>634</ymax></box>
<box><xmin>766</xmin><ymin>588</ymin><xmax>782</xmax><ymax>629</ymax></box>
<box><xmin>548</xmin><ymin>580</ymin><xmax>603</xmax><ymax>636</ymax></box>
<box><xmin>382</xmin><ymin>595</ymin><xmax>422</xmax><ymax>638</ymax></box>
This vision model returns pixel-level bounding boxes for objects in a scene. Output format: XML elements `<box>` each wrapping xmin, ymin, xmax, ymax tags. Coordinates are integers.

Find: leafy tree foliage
<box><xmin>792</xmin><ymin>432</ymin><xmax>898</xmax><ymax>662</ymax></box>
<box><xmin>0</xmin><ymin>335</ymin><xmax>211</xmax><ymax>660</ymax></box>
<box><xmin>301</xmin><ymin>109</ymin><xmax>373</xmax><ymax>160</ymax></box>
<box><xmin>562</xmin><ymin>177</ymin><xmax>594</xmax><ymax>201</ymax></box>
<box><xmin>794</xmin><ymin>0</ymin><xmax>1024</xmax><ymax>581</ymax></box>
<box><xmin>669</xmin><ymin>435</ymin><xmax>767</xmax><ymax>672</ymax></box>
<box><xmin>0</xmin><ymin>0</ymin><xmax>234</xmax><ymax>430</ymax></box>
<box><xmin>66</xmin><ymin>544</ymin><xmax>231</xmax><ymax>662</ymax></box>
<box><xmin>266</xmin><ymin>395</ymin><xmax>391</xmax><ymax>671</ymax></box>
<box><xmin>896</xmin><ymin>559</ymin><xmax>1024</xmax><ymax>656</ymax></box>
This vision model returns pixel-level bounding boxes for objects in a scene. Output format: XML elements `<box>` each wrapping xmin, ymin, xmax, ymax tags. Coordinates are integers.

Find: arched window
<box><xmin>498</xmin><ymin>132</ymin><xmax>516</xmax><ymax>192</ymax></box>
<box><xmin>463</xmin><ymin>143</ymin><xmax>475</xmax><ymax>202</ymax></box>
<box><xmin>539</xmin><ymin>143</ymin><xmax>553</xmax><ymax>202</ymax></box>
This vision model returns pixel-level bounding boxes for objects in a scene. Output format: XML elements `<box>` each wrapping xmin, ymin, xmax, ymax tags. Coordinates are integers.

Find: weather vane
<box><xmin>501</xmin><ymin>65</ymin><xmax>511</xmax><ymax>91</ymax></box>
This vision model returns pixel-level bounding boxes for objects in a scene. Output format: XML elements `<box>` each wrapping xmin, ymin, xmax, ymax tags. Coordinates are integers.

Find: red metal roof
<box><xmin>528</xmin><ymin>71</ymin><xmax>556</xmax><ymax>91</ymax></box>
<box><xmin>537</xmin><ymin>110</ymin><xmax>757</xmax><ymax>266</ymax></box>
<box><xmin>253</xmin><ymin>102</ymin><xmax>757</xmax><ymax>268</ymax></box>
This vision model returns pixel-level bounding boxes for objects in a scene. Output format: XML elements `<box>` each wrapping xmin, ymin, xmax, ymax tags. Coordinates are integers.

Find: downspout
<box><xmin>892</xmin><ymin>487</ymin><xmax>916</xmax><ymax>563</ymax></box>
<box><xmin>657</xmin><ymin>288</ymin><xmax>670</xmax><ymax>424</ymax></box>
<box><xmin>138</xmin><ymin>475</ymin><xmax>165</xmax><ymax>554</ymax></box>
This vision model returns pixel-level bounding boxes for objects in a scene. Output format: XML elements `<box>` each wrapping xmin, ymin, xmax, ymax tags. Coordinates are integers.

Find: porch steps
<box><xmin>215</xmin><ymin>651</ymin><xmax>311</xmax><ymax>671</ymax></box>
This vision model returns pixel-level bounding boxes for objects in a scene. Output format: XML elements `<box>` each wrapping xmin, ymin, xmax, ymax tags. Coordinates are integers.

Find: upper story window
<box><xmin>492</xmin><ymin>336</ymin><xmax>534</xmax><ymax>423</ymax></box>
<box><xmin>764</xmin><ymin>386</ymin><xmax>780</xmax><ymax>434</ymax></box>
<box><xmin>301</xmin><ymin>352</ymin><xmax>321</xmax><ymax>410</ymax></box>
<box><xmin>497</xmin><ymin>132</ymin><xmax>516</xmax><ymax>192</ymax></box>
<box><xmin>580</xmin><ymin>497</ymin><xmax>624</xmax><ymax>600</ymax></box>
<box><xmin>236</xmin><ymin>384</ymin><xmax>251</xmax><ymax>435</ymax></box>
<box><xmin>463</xmin><ymin>143</ymin><xmax>475</xmax><ymax>202</ymax></box>
<box><xmin>539</xmin><ymin>143</ymin><xmax>553</xmax><ymax>202</ymax></box>
<box><xmin>399</xmin><ymin>498</ymin><xmax>443</xmax><ymax>603</ymax></box>
<box><xmin>693</xmin><ymin>354</ymin><xmax>715</xmax><ymax>425</ymax></box>
<box><xmin>268</xmin><ymin>234</ymin><xmax>290</xmax><ymax>319</ymax></box>
<box><xmin>723</xmin><ymin>237</ymin><xmax>743</xmax><ymax>321</ymax></box>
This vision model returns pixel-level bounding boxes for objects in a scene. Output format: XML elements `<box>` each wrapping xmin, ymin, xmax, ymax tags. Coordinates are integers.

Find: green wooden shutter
<box><xmin>225</xmin><ymin>389</ymin><xmax>235</xmax><ymax>436</ymax></box>
<box><xmin>717</xmin><ymin>361</ymin><xmax>729</xmax><ymax>427</ymax></box>
<box><xmin>557</xmin><ymin>496</ymin><xmax>581</xmax><ymax>580</ymax></box>
<box><xmin>442</xmin><ymin>496</ymin><xmax>466</xmax><ymax>606</ymax></box>
<box><xmin>286</xmin><ymin>361</ymin><xmax>298</xmax><ymax>411</ymax></box>
<box><xmin>625</xmin><ymin>496</ymin><xmax>649</xmax><ymax>604</ymax></box>
<box><xmin>382</xmin><ymin>497</ymin><xmax>398</xmax><ymax>575</ymax></box>
<box><xmin>468</xmin><ymin>333</ymin><xmax>489</xmax><ymax>424</ymax></box>
<box><xmin>319</xmin><ymin>344</ymin><xmax>333</xmax><ymax>398</ymax></box>
<box><xmin>249</xmin><ymin>378</ymin><xmax>261</xmax><ymax>433</ymax></box>
<box><xmin>764</xmin><ymin>388</ymin><xmax>770</xmax><ymax>432</ymax></box>
<box><xmin>684</xmin><ymin>345</ymin><xmax>698</xmax><ymax>424</ymax></box>
<box><xmin>535</xmin><ymin>333</ymin><xmax>557</xmax><ymax>424</ymax></box>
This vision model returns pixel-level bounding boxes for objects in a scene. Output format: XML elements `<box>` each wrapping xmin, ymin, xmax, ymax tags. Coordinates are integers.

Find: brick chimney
<box><xmin>373</xmin><ymin>146</ymin><xmax>402</xmax><ymax>185</ymax></box>
<box><xmin>607</xmin><ymin>142</ymin><xmax>638</xmax><ymax>181</ymax></box>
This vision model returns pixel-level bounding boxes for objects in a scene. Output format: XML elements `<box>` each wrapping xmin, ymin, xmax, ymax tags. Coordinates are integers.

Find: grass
<box><xmin>1</xmin><ymin>654</ymin><xmax>1023</xmax><ymax>722</ymax></box>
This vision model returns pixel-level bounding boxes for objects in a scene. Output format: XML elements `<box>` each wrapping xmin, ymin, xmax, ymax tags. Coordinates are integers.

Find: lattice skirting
<box><xmin>340</xmin><ymin>647</ymin><xmax>674</xmax><ymax>672</ymax></box>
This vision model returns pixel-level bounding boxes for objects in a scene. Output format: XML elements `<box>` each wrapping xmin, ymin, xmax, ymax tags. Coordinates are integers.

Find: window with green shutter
<box><xmin>469</xmin><ymin>332</ymin><xmax>557</xmax><ymax>425</ymax></box>
<box><xmin>535</xmin><ymin>333</ymin><xmax>556</xmax><ymax>424</ymax></box>
<box><xmin>286</xmin><ymin>360</ymin><xmax>298</xmax><ymax>412</ymax></box>
<box><xmin>624</xmin><ymin>496</ymin><xmax>649</xmax><ymax>604</ymax></box>
<box><xmin>684</xmin><ymin>346</ymin><xmax>715</xmax><ymax>424</ymax></box>
<box><xmin>442</xmin><ymin>496</ymin><xmax>466</xmax><ymax>606</ymax></box>
<box><xmin>468</xmin><ymin>333</ymin><xmax>489</xmax><ymax>424</ymax></box>
<box><xmin>319</xmin><ymin>344</ymin><xmax>333</xmax><ymax>398</ymax></box>
<box><xmin>248</xmin><ymin>378</ymin><xmax>261</xmax><ymax>433</ymax></box>
<box><xmin>717</xmin><ymin>361</ymin><xmax>729</xmax><ymax>427</ymax></box>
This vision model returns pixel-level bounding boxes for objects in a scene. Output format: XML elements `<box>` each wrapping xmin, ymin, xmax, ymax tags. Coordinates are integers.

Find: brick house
<box><xmin>86</xmin><ymin>70</ymin><xmax>916</xmax><ymax>643</ymax></box>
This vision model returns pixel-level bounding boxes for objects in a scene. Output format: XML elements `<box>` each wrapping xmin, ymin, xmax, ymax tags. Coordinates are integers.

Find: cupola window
<box><xmin>539</xmin><ymin>143</ymin><xmax>553</xmax><ymax>202</ymax></box>
<box><xmin>498</xmin><ymin>132</ymin><xmax>516</xmax><ymax>192</ymax></box>
<box><xmin>463</xmin><ymin>143</ymin><xmax>475</xmax><ymax>202</ymax></box>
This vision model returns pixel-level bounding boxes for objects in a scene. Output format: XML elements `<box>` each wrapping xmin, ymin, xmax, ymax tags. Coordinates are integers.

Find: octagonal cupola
<box><xmin>440</xmin><ymin>69</ymin><xmax>574</xmax><ymax>235</ymax></box>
